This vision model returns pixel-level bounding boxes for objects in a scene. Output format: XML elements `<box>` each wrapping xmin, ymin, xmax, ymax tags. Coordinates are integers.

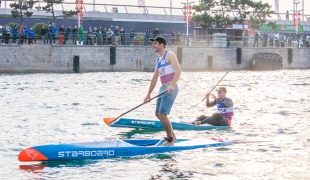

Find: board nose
<box><xmin>18</xmin><ymin>148</ymin><xmax>48</xmax><ymax>161</ymax></box>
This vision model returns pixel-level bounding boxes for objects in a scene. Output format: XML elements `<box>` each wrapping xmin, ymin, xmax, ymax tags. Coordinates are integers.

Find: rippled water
<box><xmin>1</xmin><ymin>70</ymin><xmax>309</xmax><ymax>179</ymax></box>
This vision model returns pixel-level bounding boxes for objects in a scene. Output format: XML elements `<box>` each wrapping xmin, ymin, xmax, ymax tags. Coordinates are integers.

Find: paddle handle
<box><xmin>194</xmin><ymin>69</ymin><xmax>232</xmax><ymax>106</ymax></box>
<box><xmin>111</xmin><ymin>90</ymin><xmax>168</xmax><ymax>123</ymax></box>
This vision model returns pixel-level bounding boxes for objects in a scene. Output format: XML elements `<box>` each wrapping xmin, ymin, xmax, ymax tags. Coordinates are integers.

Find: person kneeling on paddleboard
<box><xmin>192</xmin><ymin>87</ymin><xmax>234</xmax><ymax>126</ymax></box>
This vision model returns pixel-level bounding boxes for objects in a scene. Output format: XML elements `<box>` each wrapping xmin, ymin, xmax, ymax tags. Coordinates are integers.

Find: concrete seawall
<box><xmin>0</xmin><ymin>45</ymin><xmax>309</xmax><ymax>73</ymax></box>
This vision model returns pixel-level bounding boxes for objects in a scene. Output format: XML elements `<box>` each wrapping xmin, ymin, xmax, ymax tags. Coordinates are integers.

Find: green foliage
<box><xmin>192</xmin><ymin>12</ymin><xmax>213</xmax><ymax>29</ymax></box>
<box><xmin>40</xmin><ymin>0</ymin><xmax>65</xmax><ymax>24</ymax></box>
<box><xmin>134</xmin><ymin>34</ymin><xmax>145</xmax><ymax>41</ymax></box>
<box><xmin>62</xmin><ymin>10</ymin><xmax>80</xmax><ymax>19</ymax></box>
<box><xmin>232</xmin><ymin>0</ymin><xmax>252</xmax><ymax>30</ymax></box>
<box><xmin>266</xmin><ymin>22</ymin><xmax>277</xmax><ymax>31</ymax></box>
<box><xmin>193</xmin><ymin>0</ymin><xmax>216</xmax><ymax>12</ymax></box>
<box><xmin>192</xmin><ymin>0</ymin><xmax>216</xmax><ymax>29</ymax></box>
<box><xmin>33</xmin><ymin>22</ymin><xmax>49</xmax><ymax>35</ymax></box>
<box><xmin>192</xmin><ymin>0</ymin><xmax>234</xmax><ymax>31</ymax></box>
<box><xmin>249</xmin><ymin>1</ymin><xmax>274</xmax><ymax>30</ymax></box>
<box><xmin>8</xmin><ymin>22</ymin><xmax>20</xmax><ymax>29</ymax></box>
<box><xmin>9</xmin><ymin>0</ymin><xmax>37</xmax><ymax>23</ymax></box>
<box><xmin>192</xmin><ymin>0</ymin><xmax>274</xmax><ymax>31</ymax></box>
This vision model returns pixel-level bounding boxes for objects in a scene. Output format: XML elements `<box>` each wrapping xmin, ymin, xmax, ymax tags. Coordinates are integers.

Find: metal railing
<box><xmin>1</xmin><ymin>32</ymin><xmax>309</xmax><ymax>48</ymax></box>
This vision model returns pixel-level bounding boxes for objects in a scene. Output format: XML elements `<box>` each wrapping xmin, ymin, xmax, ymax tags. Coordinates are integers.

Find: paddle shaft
<box><xmin>195</xmin><ymin>69</ymin><xmax>232</xmax><ymax>106</ymax></box>
<box><xmin>112</xmin><ymin>90</ymin><xmax>168</xmax><ymax>123</ymax></box>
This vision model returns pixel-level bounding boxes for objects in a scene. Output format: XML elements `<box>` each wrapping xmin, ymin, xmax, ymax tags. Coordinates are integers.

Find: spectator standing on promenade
<box><xmin>145</xmin><ymin>29</ymin><xmax>151</xmax><ymax>45</ymax></box>
<box><xmin>18</xmin><ymin>25</ymin><xmax>24</xmax><ymax>44</ymax></box>
<box><xmin>129</xmin><ymin>27</ymin><xmax>135</xmax><ymax>45</ymax></box>
<box><xmin>51</xmin><ymin>23</ymin><xmax>57</xmax><ymax>45</ymax></box>
<box><xmin>263</xmin><ymin>31</ymin><xmax>268</xmax><ymax>47</ymax></box>
<box><xmin>64</xmin><ymin>25</ymin><xmax>71</xmax><ymax>45</ymax></box>
<box><xmin>102</xmin><ymin>27</ymin><xmax>107</xmax><ymax>45</ymax></box>
<box><xmin>171</xmin><ymin>29</ymin><xmax>176</xmax><ymax>46</ymax></box>
<box><xmin>242</xmin><ymin>31</ymin><xmax>246</xmax><ymax>47</ymax></box>
<box><xmin>176</xmin><ymin>31</ymin><xmax>181</xmax><ymax>46</ymax></box>
<box><xmin>120</xmin><ymin>27</ymin><xmax>125</xmax><ymax>45</ymax></box>
<box><xmin>24</xmin><ymin>25</ymin><xmax>29</xmax><ymax>44</ymax></box>
<box><xmin>107</xmin><ymin>28</ymin><xmax>113</xmax><ymax>45</ymax></box>
<box><xmin>269</xmin><ymin>31</ymin><xmax>274</xmax><ymax>47</ymax></box>
<box><xmin>287</xmin><ymin>33</ymin><xmax>292</xmax><ymax>47</ymax></box>
<box><xmin>97</xmin><ymin>27</ymin><xmax>103</xmax><ymax>45</ymax></box>
<box><xmin>153</xmin><ymin>27</ymin><xmax>159</xmax><ymax>38</ymax></box>
<box><xmin>78</xmin><ymin>26</ymin><xmax>84</xmax><ymax>45</ymax></box>
<box><xmin>12</xmin><ymin>25</ymin><xmax>18</xmax><ymax>44</ymax></box>
<box><xmin>86</xmin><ymin>26</ymin><xmax>93</xmax><ymax>45</ymax></box>
<box><xmin>296</xmin><ymin>32</ymin><xmax>301</xmax><ymax>48</ymax></box>
<box><xmin>28</xmin><ymin>27</ymin><xmax>35</xmax><ymax>44</ymax></box>
<box><xmin>93</xmin><ymin>27</ymin><xmax>98</xmax><ymax>45</ymax></box>
<box><xmin>114</xmin><ymin>26</ymin><xmax>119</xmax><ymax>45</ymax></box>
<box><xmin>40</xmin><ymin>25</ymin><xmax>47</xmax><ymax>44</ymax></box>
<box><xmin>274</xmin><ymin>31</ymin><xmax>279</xmax><ymax>47</ymax></box>
<box><xmin>286</xmin><ymin>10</ymin><xmax>289</xmax><ymax>20</ymax></box>
<box><xmin>58</xmin><ymin>25</ymin><xmax>65</xmax><ymax>45</ymax></box>
<box><xmin>253</xmin><ymin>31</ymin><xmax>259</xmax><ymax>47</ymax></box>
<box><xmin>72</xmin><ymin>26</ymin><xmax>78</xmax><ymax>45</ymax></box>
<box><xmin>4</xmin><ymin>24</ymin><xmax>11</xmax><ymax>44</ymax></box>
<box><xmin>302</xmin><ymin>31</ymin><xmax>307</xmax><ymax>48</ymax></box>
<box><xmin>1</xmin><ymin>25</ymin><xmax>4</xmax><ymax>44</ymax></box>
<box><xmin>47</xmin><ymin>24</ymin><xmax>52</xmax><ymax>45</ymax></box>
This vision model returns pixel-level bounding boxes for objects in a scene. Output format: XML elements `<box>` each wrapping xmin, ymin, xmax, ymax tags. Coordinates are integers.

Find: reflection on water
<box><xmin>1</xmin><ymin>70</ymin><xmax>309</xmax><ymax>179</ymax></box>
<box><xmin>19</xmin><ymin>160</ymin><xmax>100</xmax><ymax>172</ymax></box>
<box><xmin>118</xmin><ymin>128</ymin><xmax>162</xmax><ymax>139</ymax></box>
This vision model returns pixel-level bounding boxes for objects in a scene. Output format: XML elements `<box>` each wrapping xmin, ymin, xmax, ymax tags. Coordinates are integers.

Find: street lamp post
<box><xmin>293</xmin><ymin>0</ymin><xmax>301</xmax><ymax>35</ymax></box>
<box><xmin>181</xmin><ymin>0</ymin><xmax>194</xmax><ymax>46</ymax></box>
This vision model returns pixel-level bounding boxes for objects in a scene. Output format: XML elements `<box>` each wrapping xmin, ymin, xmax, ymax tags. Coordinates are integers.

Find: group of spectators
<box><xmin>1</xmin><ymin>24</ymin><xmax>35</xmax><ymax>44</ymax></box>
<box><xmin>243</xmin><ymin>30</ymin><xmax>309</xmax><ymax>48</ymax></box>
<box><xmin>1</xmin><ymin>23</ymin><xmax>183</xmax><ymax>46</ymax></box>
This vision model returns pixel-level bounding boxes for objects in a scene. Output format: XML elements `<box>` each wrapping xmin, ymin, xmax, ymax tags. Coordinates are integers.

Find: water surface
<box><xmin>0</xmin><ymin>70</ymin><xmax>309</xmax><ymax>179</ymax></box>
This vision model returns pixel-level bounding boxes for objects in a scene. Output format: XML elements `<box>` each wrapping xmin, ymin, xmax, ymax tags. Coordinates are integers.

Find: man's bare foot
<box><xmin>173</xmin><ymin>136</ymin><xmax>177</xmax><ymax>143</ymax></box>
<box><xmin>162</xmin><ymin>141</ymin><xmax>174</xmax><ymax>146</ymax></box>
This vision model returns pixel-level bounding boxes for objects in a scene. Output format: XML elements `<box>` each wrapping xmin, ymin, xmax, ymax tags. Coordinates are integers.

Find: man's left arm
<box><xmin>167</xmin><ymin>52</ymin><xmax>181</xmax><ymax>89</ymax></box>
<box><xmin>224</xmin><ymin>98</ymin><xmax>233</xmax><ymax>107</ymax></box>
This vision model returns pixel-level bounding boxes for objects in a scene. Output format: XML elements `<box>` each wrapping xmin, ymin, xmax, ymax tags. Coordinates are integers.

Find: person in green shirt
<box><xmin>78</xmin><ymin>26</ymin><xmax>84</xmax><ymax>45</ymax></box>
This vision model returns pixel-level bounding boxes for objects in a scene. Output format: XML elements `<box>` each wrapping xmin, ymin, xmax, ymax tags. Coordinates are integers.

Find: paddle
<box><xmin>105</xmin><ymin>90</ymin><xmax>168</xmax><ymax>125</ymax></box>
<box><xmin>192</xmin><ymin>68</ymin><xmax>232</xmax><ymax>107</ymax></box>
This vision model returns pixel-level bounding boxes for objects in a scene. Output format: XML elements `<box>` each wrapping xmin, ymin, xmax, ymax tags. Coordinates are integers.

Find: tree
<box><xmin>232</xmin><ymin>0</ymin><xmax>252</xmax><ymax>31</ymax></box>
<box><xmin>62</xmin><ymin>10</ymin><xmax>80</xmax><ymax>19</ymax></box>
<box><xmin>266</xmin><ymin>21</ymin><xmax>277</xmax><ymax>31</ymax></box>
<box><xmin>192</xmin><ymin>0</ymin><xmax>215</xmax><ymax>42</ymax></box>
<box><xmin>9</xmin><ymin>0</ymin><xmax>37</xmax><ymax>24</ymax></box>
<box><xmin>213</xmin><ymin>0</ymin><xmax>234</xmax><ymax>33</ymax></box>
<box><xmin>192</xmin><ymin>0</ymin><xmax>233</xmax><ymax>33</ymax></box>
<box><xmin>41</xmin><ymin>0</ymin><xmax>64</xmax><ymax>24</ymax></box>
<box><xmin>33</xmin><ymin>22</ymin><xmax>49</xmax><ymax>35</ymax></box>
<box><xmin>192</xmin><ymin>0</ymin><xmax>216</xmax><ymax>30</ymax></box>
<box><xmin>248</xmin><ymin>1</ymin><xmax>274</xmax><ymax>30</ymax></box>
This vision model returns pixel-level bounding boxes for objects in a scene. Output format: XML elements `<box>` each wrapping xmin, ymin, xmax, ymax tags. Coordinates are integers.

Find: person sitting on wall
<box><xmin>191</xmin><ymin>87</ymin><xmax>234</xmax><ymax>126</ymax></box>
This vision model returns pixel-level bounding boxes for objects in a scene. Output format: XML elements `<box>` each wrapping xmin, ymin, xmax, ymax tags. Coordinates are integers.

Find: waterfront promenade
<box><xmin>0</xmin><ymin>44</ymin><xmax>309</xmax><ymax>73</ymax></box>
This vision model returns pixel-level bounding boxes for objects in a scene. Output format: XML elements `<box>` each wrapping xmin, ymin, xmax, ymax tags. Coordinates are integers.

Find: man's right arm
<box><xmin>206</xmin><ymin>94</ymin><xmax>216</xmax><ymax>107</ymax></box>
<box><xmin>144</xmin><ymin>68</ymin><xmax>159</xmax><ymax>103</ymax></box>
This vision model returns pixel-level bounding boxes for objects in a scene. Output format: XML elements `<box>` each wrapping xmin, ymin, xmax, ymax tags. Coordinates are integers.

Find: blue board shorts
<box><xmin>155</xmin><ymin>83</ymin><xmax>178</xmax><ymax>115</ymax></box>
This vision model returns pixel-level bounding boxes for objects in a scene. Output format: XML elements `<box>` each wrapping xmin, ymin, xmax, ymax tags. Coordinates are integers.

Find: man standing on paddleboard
<box><xmin>144</xmin><ymin>36</ymin><xmax>182</xmax><ymax>146</ymax></box>
<box><xmin>192</xmin><ymin>87</ymin><xmax>234</xmax><ymax>126</ymax></box>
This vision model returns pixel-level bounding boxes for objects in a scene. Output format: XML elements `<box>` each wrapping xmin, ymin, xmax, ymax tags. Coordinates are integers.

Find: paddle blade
<box><xmin>104</xmin><ymin>117</ymin><xmax>117</xmax><ymax>125</ymax></box>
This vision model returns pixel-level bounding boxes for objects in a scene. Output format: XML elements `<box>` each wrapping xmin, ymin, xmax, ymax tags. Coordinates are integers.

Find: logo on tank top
<box><xmin>161</xmin><ymin>60</ymin><xmax>166</xmax><ymax>65</ymax></box>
